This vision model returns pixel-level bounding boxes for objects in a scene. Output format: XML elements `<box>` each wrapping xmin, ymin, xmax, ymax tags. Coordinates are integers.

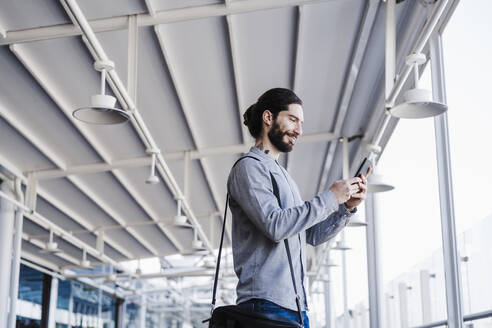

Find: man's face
<box><xmin>267</xmin><ymin>104</ymin><xmax>304</xmax><ymax>153</ymax></box>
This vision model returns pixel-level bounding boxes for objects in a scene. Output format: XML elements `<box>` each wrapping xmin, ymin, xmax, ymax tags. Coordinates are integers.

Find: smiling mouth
<box><xmin>287</xmin><ymin>136</ymin><xmax>297</xmax><ymax>145</ymax></box>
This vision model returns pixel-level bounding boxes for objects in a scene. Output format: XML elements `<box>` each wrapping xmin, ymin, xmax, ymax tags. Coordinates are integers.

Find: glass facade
<box><xmin>13</xmin><ymin>264</ymin><xmax>118</xmax><ymax>328</ymax></box>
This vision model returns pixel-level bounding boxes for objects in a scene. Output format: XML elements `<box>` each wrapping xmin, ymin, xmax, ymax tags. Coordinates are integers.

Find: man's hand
<box><xmin>329</xmin><ymin>177</ymin><xmax>362</xmax><ymax>204</ymax></box>
<box><xmin>344</xmin><ymin>168</ymin><xmax>371</xmax><ymax>211</ymax></box>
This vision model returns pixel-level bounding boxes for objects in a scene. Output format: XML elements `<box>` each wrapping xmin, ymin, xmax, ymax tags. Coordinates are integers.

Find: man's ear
<box><xmin>262</xmin><ymin>109</ymin><xmax>273</xmax><ymax>126</ymax></box>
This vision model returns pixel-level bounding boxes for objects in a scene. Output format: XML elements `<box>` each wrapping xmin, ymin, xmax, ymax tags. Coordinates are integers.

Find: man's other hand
<box><xmin>329</xmin><ymin>177</ymin><xmax>362</xmax><ymax>204</ymax></box>
<box><xmin>344</xmin><ymin>169</ymin><xmax>371</xmax><ymax>211</ymax></box>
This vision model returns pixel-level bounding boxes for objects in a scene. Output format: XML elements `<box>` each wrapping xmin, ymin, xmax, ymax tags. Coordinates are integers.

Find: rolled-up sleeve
<box><xmin>305</xmin><ymin>204</ymin><xmax>356</xmax><ymax>246</ymax></box>
<box><xmin>229</xmin><ymin>159</ymin><xmax>339</xmax><ymax>242</ymax></box>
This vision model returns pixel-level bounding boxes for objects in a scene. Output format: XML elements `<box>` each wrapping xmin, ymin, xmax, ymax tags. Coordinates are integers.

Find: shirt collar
<box><xmin>250</xmin><ymin>146</ymin><xmax>277</xmax><ymax>163</ymax></box>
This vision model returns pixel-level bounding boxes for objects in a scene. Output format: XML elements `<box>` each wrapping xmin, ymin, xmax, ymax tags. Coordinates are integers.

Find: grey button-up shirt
<box><xmin>227</xmin><ymin>147</ymin><xmax>355</xmax><ymax>312</ymax></box>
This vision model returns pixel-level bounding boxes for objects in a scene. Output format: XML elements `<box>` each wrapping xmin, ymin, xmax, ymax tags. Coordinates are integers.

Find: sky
<box><xmin>327</xmin><ymin>0</ymin><xmax>492</xmax><ymax>320</ymax></box>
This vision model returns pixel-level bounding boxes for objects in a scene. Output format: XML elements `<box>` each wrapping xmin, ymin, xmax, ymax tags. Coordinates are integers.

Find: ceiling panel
<box><xmin>133</xmin><ymin>26</ymin><xmax>195</xmax><ymax>153</ymax></box>
<box><xmin>233</xmin><ymin>7</ymin><xmax>297</xmax><ymax>107</ymax></box>
<box><xmin>295</xmin><ymin>0</ymin><xmax>365</xmax><ymax>135</ymax></box>
<box><xmin>0</xmin><ymin>0</ymin><xmax>68</xmax><ymax>31</ymax></box>
<box><xmin>157</xmin><ymin>17</ymin><xmax>242</xmax><ymax>147</ymax></box>
<box><xmin>0</xmin><ymin>117</ymin><xmax>55</xmax><ymax>172</ymax></box>
<box><xmin>288</xmin><ymin>141</ymin><xmax>328</xmax><ymax>200</ymax></box>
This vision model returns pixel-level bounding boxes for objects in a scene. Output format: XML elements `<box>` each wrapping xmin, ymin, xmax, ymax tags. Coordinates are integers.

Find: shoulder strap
<box><xmin>270</xmin><ymin>172</ymin><xmax>304</xmax><ymax>327</ymax></box>
<box><xmin>211</xmin><ymin>156</ymin><xmax>259</xmax><ymax>313</ymax></box>
<box><xmin>211</xmin><ymin>155</ymin><xmax>304</xmax><ymax>327</ymax></box>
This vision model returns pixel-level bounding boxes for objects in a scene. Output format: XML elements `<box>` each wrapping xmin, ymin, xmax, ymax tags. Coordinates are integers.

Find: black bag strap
<box><xmin>211</xmin><ymin>156</ymin><xmax>259</xmax><ymax>312</ymax></box>
<box><xmin>270</xmin><ymin>171</ymin><xmax>304</xmax><ymax>327</ymax></box>
<box><xmin>211</xmin><ymin>155</ymin><xmax>304</xmax><ymax>327</ymax></box>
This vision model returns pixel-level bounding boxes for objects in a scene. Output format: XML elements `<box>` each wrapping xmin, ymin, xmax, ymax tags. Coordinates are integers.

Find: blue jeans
<box><xmin>237</xmin><ymin>298</ymin><xmax>310</xmax><ymax>328</ymax></box>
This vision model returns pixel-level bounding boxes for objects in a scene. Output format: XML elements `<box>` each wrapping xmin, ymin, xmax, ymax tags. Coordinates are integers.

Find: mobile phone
<box><xmin>354</xmin><ymin>157</ymin><xmax>373</xmax><ymax>178</ymax></box>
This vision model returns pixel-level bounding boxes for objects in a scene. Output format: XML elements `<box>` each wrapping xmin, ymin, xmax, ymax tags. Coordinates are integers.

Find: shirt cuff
<box><xmin>341</xmin><ymin>203</ymin><xmax>357</xmax><ymax>216</ymax></box>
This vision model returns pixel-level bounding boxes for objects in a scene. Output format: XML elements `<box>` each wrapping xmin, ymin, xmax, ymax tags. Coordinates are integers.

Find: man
<box><xmin>227</xmin><ymin>88</ymin><xmax>368</xmax><ymax>327</ymax></box>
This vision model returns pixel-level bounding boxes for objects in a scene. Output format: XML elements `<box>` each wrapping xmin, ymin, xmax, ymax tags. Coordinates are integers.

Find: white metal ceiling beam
<box><xmin>60</xmin><ymin>0</ymin><xmax>214</xmax><ymax>254</ymax></box>
<box><xmin>154</xmin><ymin>25</ymin><xmax>233</xmax><ymax>242</ymax></box>
<box><xmin>0</xmin><ymin>0</ymin><xmax>339</xmax><ymax>46</ymax></box>
<box><xmin>316</xmin><ymin>0</ymin><xmax>380</xmax><ymax>194</ymax></box>
<box><xmin>285</xmin><ymin>5</ymin><xmax>305</xmax><ymax>172</ymax></box>
<box><xmin>29</xmin><ymin>131</ymin><xmax>338</xmax><ymax>180</ymax></box>
<box><xmin>0</xmin><ymin>187</ymin><xmax>133</xmax><ymax>274</ymax></box>
<box><xmin>10</xmin><ymin>43</ymin><xmax>185</xmax><ymax>255</ymax></box>
<box><xmin>0</xmin><ymin>151</ymin><xmax>134</xmax><ymax>259</ymax></box>
<box><xmin>225</xmin><ymin>14</ymin><xmax>250</xmax><ymax>144</ymax></box>
<box><xmin>0</xmin><ymin>89</ymin><xmax>161</xmax><ymax>258</ymax></box>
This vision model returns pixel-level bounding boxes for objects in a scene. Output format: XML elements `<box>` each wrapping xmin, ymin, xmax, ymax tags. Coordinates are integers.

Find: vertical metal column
<box><xmin>429</xmin><ymin>32</ymin><xmax>463</xmax><ymax>328</ymax></box>
<box><xmin>341</xmin><ymin>137</ymin><xmax>350</xmax><ymax>328</ymax></box>
<box><xmin>420</xmin><ymin>270</ymin><xmax>432</xmax><ymax>324</ymax></box>
<box><xmin>398</xmin><ymin>282</ymin><xmax>409</xmax><ymax>328</ymax></box>
<box><xmin>41</xmin><ymin>274</ymin><xmax>53</xmax><ymax>328</ymax></box>
<box><xmin>47</xmin><ymin>278</ymin><xmax>58</xmax><ymax>328</ymax></box>
<box><xmin>0</xmin><ymin>181</ymin><xmax>15</xmax><ymax>328</ymax></box>
<box><xmin>139</xmin><ymin>295</ymin><xmax>146</xmax><ymax>328</ymax></box>
<box><xmin>365</xmin><ymin>192</ymin><xmax>384</xmax><ymax>328</ymax></box>
<box><xmin>8</xmin><ymin>178</ymin><xmax>25</xmax><ymax>328</ymax></box>
<box><xmin>324</xmin><ymin>271</ymin><xmax>332</xmax><ymax>328</ymax></box>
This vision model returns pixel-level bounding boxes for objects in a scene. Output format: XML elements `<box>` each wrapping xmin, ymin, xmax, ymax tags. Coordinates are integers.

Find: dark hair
<box><xmin>243</xmin><ymin>88</ymin><xmax>302</xmax><ymax>139</ymax></box>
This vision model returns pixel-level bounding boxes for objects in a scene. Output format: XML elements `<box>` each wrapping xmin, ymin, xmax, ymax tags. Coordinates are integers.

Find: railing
<box><xmin>411</xmin><ymin>309</ymin><xmax>492</xmax><ymax>328</ymax></box>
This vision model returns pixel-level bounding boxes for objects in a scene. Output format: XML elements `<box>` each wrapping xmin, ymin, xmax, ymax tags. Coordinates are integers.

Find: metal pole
<box><xmin>341</xmin><ymin>137</ymin><xmax>349</xmax><ymax>328</ymax></box>
<box><xmin>7</xmin><ymin>178</ymin><xmax>24</xmax><ymax>328</ymax></box>
<box><xmin>365</xmin><ymin>193</ymin><xmax>383</xmax><ymax>328</ymax></box>
<box><xmin>420</xmin><ymin>270</ymin><xmax>432</xmax><ymax>324</ymax></box>
<box><xmin>0</xmin><ymin>181</ymin><xmax>15</xmax><ymax>327</ymax></box>
<box><xmin>47</xmin><ymin>278</ymin><xmax>58</xmax><ymax>328</ymax></box>
<box><xmin>140</xmin><ymin>295</ymin><xmax>147</xmax><ymax>328</ymax></box>
<box><xmin>324</xmin><ymin>269</ymin><xmax>332</xmax><ymax>328</ymax></box>
<box><xmin>429</xmin><ymin>32</ymin><xmax>463</xmax><ymax>328</ymax></box>
<box><xmin>398</xmin><ymin>282</ymin><xmax>409</xmax><ymax>328</ymax></box>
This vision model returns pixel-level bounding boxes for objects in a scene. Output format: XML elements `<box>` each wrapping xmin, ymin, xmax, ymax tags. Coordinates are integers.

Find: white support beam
<box><xmin>225</xmin><ymin>14</ymin><xmax>250</xmax><ymax>144</ymax></box>
<box><xmin>127</xmin><ymin>14</ymin><xmax>138</xmax><ymax>102</ymax></box>
<box><xmin>29</xmin><ymin>131</ymin><xmax>337</xmax><ymax>179</ymax></box>
<box><xmin>154</xmin><ymin>25</ymin><xmax>233</xmax><ymax>241</ymax></box>
<box><xmin>60</xmin><ymin>0</ymin><xmax>214</xmax><ymax>254</ymax></box>
<box><xmin>144</xmin><ymin>0</ymin><xmax>158</xmax><ymax>17</ymax></box>
<box><xmin>316</xmin><ymin>0</ymin><xmax>380</xmax><ymax>194</ymax></box>
<box><xmin>21</xmin><ymin>252</ymin><xmax>65</xmax><ymax>274</ymax></box>
<box><xmin>286</xmin><ymin>5</ymin><xmax>304</xmax><ymax>172</ymax></box>
<box><xmin>0</xmin><ymin>82</ymin><xmax>161</xmax><ymax>258</ymax></box>
<box><xmin>10</xmin><ymin>43</ymin><xmax>185</xmax><ymax>255</ymax></box>
<box><xmin>0</xmin><ymin>0</ymin><xmax>339</xmax><ymax>46</ymax></box>
<box><xmin>0</xmin><ymin>185</ymin><xmax>133</xmax><ymax>273</ymax></box>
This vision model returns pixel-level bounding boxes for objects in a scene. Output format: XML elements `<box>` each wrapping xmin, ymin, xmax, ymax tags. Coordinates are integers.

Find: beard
<box><xmin>268</xmin><ymin>121</ymin><xmax>295</xmax><ymax>153</ymax></box>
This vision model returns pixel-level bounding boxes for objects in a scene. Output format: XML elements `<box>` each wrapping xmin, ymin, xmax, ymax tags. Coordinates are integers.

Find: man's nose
<box><xmin>294</xmin><ymin>124</ymin><xmax>302</xmax><ymax>137</ymax></box>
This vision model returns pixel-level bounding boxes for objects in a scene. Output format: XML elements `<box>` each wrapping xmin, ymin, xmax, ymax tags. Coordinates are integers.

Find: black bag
<box><xmin>203</xmin><ymin>156</ymin><xmax>304</xmax><ymax>328</ymax></box>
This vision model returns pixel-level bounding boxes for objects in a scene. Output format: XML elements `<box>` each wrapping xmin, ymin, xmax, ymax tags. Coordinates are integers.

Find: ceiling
<box><xmin>0</xmin><ymin>0</ymin><xmax>458</xmax><ymax>278</ymax></box>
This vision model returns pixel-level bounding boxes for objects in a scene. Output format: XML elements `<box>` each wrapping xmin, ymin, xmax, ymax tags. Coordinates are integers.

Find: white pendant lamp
<box><xmin>73</xmin><ymin>60</ymin><xmax>129</xmax><ymax>124</ymax></box>
<box><xmin>145</xmin><ymin>148</ymin><xmax>160</xmax><ymax>184</ymax></box>
<box><xmin>389</xmin><ymin>53</ymin><xmax>447</xmax><ymax>119</ymax></box>
<box><xmin>367</xmin><ymin>173</ymin><xmax>395</xmax><ymax>193</ymax></box>
<box><xmin>347</xmin><ymin>213</ymin><xmax>368</xmax><ymax>227</ymax></box>
<box><xmin>173</xmin><ymin>199</ymin><xmax>192</xmax><ymax>228</ymax></box>
<box><xmin>332</xmin><ymin>239</ymin><xmax>351</xmax><ymax>251</ymax></box>
<box><xmin>80</xmin><ymin>248</ymin><xmax>91</xmax><ymax>268</ymax></box>
<box><xmin>40</xmin><ymin>227</ymin><xmax>62</xmax><ymax>254</ymax></box>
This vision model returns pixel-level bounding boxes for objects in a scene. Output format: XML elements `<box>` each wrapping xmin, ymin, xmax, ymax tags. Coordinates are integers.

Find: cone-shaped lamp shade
<box><xmin>367</xmin><ymin>174</ymin><xmax>394</xmax><ymax>193</ymax></box>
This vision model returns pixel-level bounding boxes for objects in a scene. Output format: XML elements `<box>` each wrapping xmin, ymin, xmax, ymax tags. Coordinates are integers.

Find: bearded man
<box><xmin>226</xmin><ymin>88</ymin><xmax>368</xmax><ymax>327</ymax></box>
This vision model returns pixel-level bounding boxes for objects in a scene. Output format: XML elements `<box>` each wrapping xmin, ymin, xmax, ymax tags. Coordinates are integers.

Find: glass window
<box><xmin>442</xmin><ymin>0</ymin><xmax>492</xmax><ymax>317</ymax></box>
<box><xmin>16</xmin><ymin>264</ymin><xmax>43</xmax><ymax>328</ymax></box>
